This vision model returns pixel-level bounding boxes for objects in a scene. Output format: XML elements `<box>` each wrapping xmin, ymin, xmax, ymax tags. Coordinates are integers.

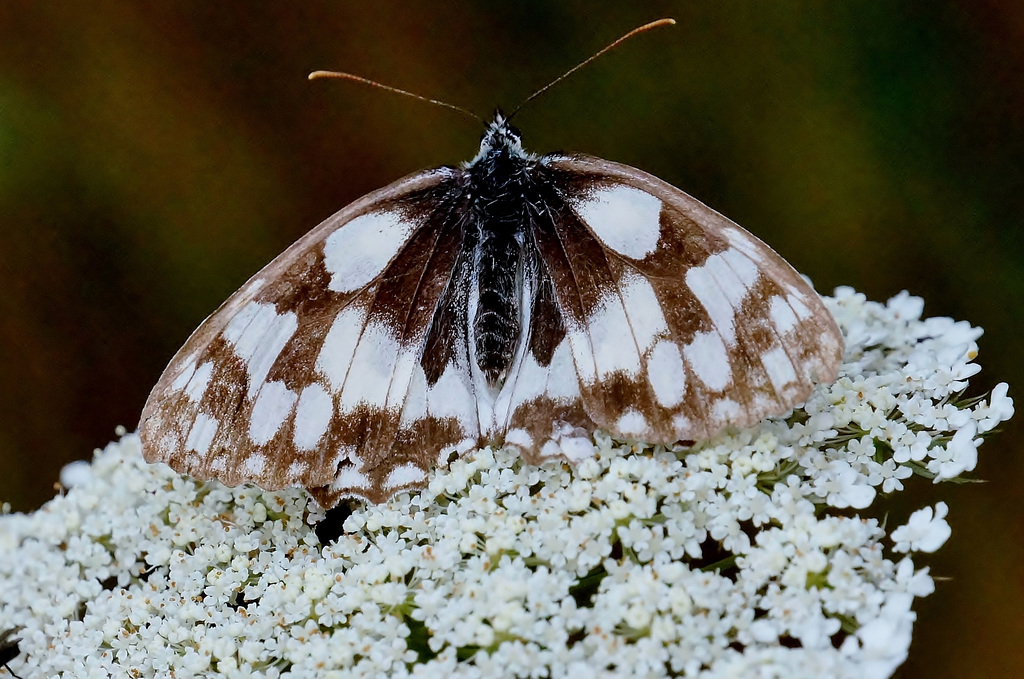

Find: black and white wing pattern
<box><xmin>140</xmin><ymin>115</ymin><xmax>842</xmax><ymax>507</ymax></box>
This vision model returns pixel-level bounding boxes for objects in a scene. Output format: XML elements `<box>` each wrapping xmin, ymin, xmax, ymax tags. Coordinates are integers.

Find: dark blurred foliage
<box><xmin>0</xmin><ymin>2</ymin><xmax>1021</xmax><ymax>676</ymax></box>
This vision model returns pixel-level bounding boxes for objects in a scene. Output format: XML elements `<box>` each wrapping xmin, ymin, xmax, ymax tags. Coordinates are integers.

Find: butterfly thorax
<box><xmin>465</xmin><ymin>116</ymin><xmax>540</xmax><ymax>390</ymax></box>
<box><xmin>465</xmin><ymin>112</ymin><xmax>530</xmax><ymax>167</ymax></box>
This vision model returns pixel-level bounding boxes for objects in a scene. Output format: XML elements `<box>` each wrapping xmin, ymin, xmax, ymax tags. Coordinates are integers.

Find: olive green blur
<box><xmin>0</xmin><ymin>4</ymin><xmax>1020</xmax><ymax>677</ymax></box>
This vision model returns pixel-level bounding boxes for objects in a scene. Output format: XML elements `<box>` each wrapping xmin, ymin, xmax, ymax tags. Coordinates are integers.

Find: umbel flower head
<box><xmin>0</xmin><ymin>288</ymin><xmax>1014</xmax><ymax>678</ymax></box>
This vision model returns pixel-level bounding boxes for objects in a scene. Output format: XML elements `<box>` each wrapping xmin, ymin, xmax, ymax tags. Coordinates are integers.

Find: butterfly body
<box><xmin>140</xmin><ymin>114</ymin><xmax>843</xmax><ymax>506</ymax></box>
<box><xmin>464</xmin><ymin>120</ymin><xmax>533</xmax><ymax>389</ymax></box>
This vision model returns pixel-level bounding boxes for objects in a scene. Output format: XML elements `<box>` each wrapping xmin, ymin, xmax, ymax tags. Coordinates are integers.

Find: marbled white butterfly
<box><xmin>139</xmin><ymin>21</ymin><xmax>843</xmax><ymax>506</ymax></box>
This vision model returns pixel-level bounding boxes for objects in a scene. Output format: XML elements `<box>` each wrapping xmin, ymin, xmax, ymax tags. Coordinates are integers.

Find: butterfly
<box><xmin>138</xmin><ymin>23</ymin><xmax>843</xmax><ymax>507</ymax></box>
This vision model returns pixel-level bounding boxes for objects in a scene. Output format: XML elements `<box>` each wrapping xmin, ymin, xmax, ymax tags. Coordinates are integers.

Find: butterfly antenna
<box><xmin>509</xmin><ymin>18</ymin><xmax>676</xmax><ymax>120</ymax></box>
<box><xmin>308</xmin><ymin>70</ymin><xmax>484</xmax><ymax>125</ymax></box>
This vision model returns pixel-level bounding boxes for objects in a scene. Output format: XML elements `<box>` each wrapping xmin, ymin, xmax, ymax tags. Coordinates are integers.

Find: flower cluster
<box><xmin>0</xmin><ymin>288</ymin><xmax>1013</xmax><ymax>678</ymax></box>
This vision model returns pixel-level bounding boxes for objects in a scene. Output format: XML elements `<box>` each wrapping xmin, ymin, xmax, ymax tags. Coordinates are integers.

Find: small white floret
<box><xmin>891</xmin><ymin>502</ymin><xmax>951</xmax><ymax>553</ymax></box>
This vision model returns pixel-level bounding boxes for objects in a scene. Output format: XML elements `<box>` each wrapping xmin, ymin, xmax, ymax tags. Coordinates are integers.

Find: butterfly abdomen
<box><xmin>472</xmin><ymin>227</ymin><xmax>522</xmax><ymax>387</ymax></box>
<box><xmin>469</xmin><ymin>150</ymin><xmax>533</xmax><ymax>388</ymax></box>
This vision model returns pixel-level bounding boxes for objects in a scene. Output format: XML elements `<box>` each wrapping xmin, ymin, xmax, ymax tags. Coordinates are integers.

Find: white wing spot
<box><xmin>616</xmin><ymin>409</ymin><xmax>648</xmax><ymax>437</ymax></box>
<box><xmin>223</xmin><ymin>302</ymin><xmax>298</xmax><ymax>397</ymax></box>
<box><xmin>722</xmin><ymin>226</ymin><xmax>770</xmax><ymax>265</ymax></box>
<box><xmin>686</xmin><ymin>262</ymin><xmax>735</xmax><ymax>345</ymax></box>
<box><xmin>647</xmin><ymin>340</ymin><xmax>687</xmax><ymax>408</ymax></box>
<box><xmin>332</xmin><ymin>466</ymin><xmax>371</xmax><ymax>491</ymax></box>
<box><xmin>761</xmin><ymin>346</ymin><xmax>798</xmax><ymax>394</ymax></box>
<box><xmin>293</xmin><ymin>383</ymin><xmax>334</xmax><ymax>451</ymax></box>
<box><xmin>493</xmin><ymin>338</ymin><xmax>574</xmax><ymax>430</ymax></box>
<box><xmin>685</xmin><ymin>248</ymin><xmax>758</xmax><ymax>346</ymax></box>
<box><xmin>316</xmin><ymin>305</ymin><xmax>366</xmax><ymax>392</ymax></box>
<box><xmin>184</xmin><ymin>361</ymin><xmax>214</xmax><ymax>402</ymax></box>
<box><xmin>242</xmin><ymin>453</ymin><xmax>267</xmax><ymax>476</ymax></box>
<box><xmin>545</xmin><ymin>341</ymin><xmax>580</xmax><ymax>401</ymax></box>
<box><xmin>589</xmin><ymin>294</ymin><xmax>642</xmax><ymax>378</ymax></box>
<box><xmin>385</xmin><ymin>464</ymin><xmax>426</xmax><ymax>489</ymax></box>
<box><xmin>340</xmin><ymin>321</ymin><xmax>401</xmax><ymax>410</ymax></box>
<box><xmin>426</xmin><ymin>364</ymin><xmax>477</xmax><ymax>436</ymax></box>
<box><xmin>249</xmin><ymin>381</ymin><xmax>298</xmax><ymax>445</ymax></box>
<box><xmin>497</xmin><ymin>352</ymin><xmax>548</xmax><ymax>422</ymax></box>
<box><xmin>671</xmin><ymin>412</ymin><xmax>692</xmax><ymax>433</ymax></box>
<box><xmin>565</xmin><ymin>321</ymin><xmax>597</xmax><ymax>385</ymax></box>
<box><xmin>620</xmin><ymin>272</ymin><xmax>669</xmax><ymax>353</ymax></box>
<box><xmin>711</xmin><ymin>398</ymin><xmax>743</xmax><ymax>422</ymax></box>
<box><xmin>246</xmin><ymin>313</ymin><xmax>297</xmax><ymax>398</ymax></box>
<box><xmin>822</xmin><ymin>331</ymin><xmax>842</xmax><ymax>355</ymax></box>
<box><xmin>385</xmin><ymin>346</ymin><xmax>420</xmax><ymax>411</ymax></box>
<box><xmin>170</xmin><ymin>355</ymin><xmax>199</xmax><ymax>392</ymax></box>
<box><xmin>185</xmin><ymin>412</ymin><xmax>219</xmax><ymax>457</ymax></box>
<box><xmin>332</xmin><ymin>444</ymin><xmax>361</xmax><ymax>469</ymax></box>
<box><xmin>719</xmin><ymin>248</ymin><xmax>760</xmax><ymax>293</ymax></box>
<box><xmin>750</xmin><ymin>393</ymin><xmax>774</xmax><ymax>414</ymax></box>
<box><xmin>436</xmin><ymin>437</ymin><xmax>478</xmax><ymax>465</ymax></box>
<box><xmin>324</xmin><ymin>211</ymin><xmax>415</xmax><ymax>293</ymax></box>
<box><xmin>573</xmin><ymin>184</ymin><xmax>663</xmax><ymax>260</ymax></box>
<box><xmin>684</xmin><ymin>331</ymin><xmax>732</xmax><ymax>391</ymax></box>
<box><xmin>788</xmin><ymin>293</ymin><xmax>812</xmax><ymax>320</ymax></box>
<box><xmin>400</xmin><ymin>366</ymin><xmax>428</xmax><ymax>427</ymax></box>
<box><xmin>223</xmin><ymin>302</ymin><xmax>261</xmax><ymax>346</ymax></box>
<box><xmin>287</xmin><ymin>460</ymin><xmax>309</xmax><ymax>480</ymax></box>
<box><xmin>504</xmin><ymin>428</ymin><xmax>533</xmax><ymax>450</ymax></box>
<box><xmin>769</xmin><ymin>296</ymin><xmax>799</xmax><ymax>334</ymax></box>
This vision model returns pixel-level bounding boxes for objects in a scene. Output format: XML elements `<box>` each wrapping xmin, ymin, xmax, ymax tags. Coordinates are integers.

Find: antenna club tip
<box><xmin>645</xmin><ymin>18</ymin><xmax>676</xmax><ymax>30</ymax></box>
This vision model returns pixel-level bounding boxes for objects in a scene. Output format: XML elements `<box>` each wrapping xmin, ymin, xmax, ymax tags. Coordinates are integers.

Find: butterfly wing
<box><xmin>497</xmin><ymin>153</ymin><xmax>843</xmax><ymax>458</ymax></box>
<box><xmin>139</xmin><ymin>167</ymin><xmax>482</xmax><ymax>505</ymax></box>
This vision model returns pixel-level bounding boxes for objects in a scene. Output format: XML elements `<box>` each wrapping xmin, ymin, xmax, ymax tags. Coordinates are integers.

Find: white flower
<box><xmin>928</xmin><ymin>422</ymin><xmax>979</xmax><ymax>481</ymax></box>
<box><xmin>58</xmin><ymin>459</ymin><xmax>93</xmax><ymax>489</ymax></box>
<box><xmin>891</xmin><ymin>502</ymin><xmax>952</xmax><ymax>553</ymax></box>
<box><xmin>847</xmin><ymin>594</ymin><xmax>916</xmax><ymax>679</ymax></box>
<box><xmin>0</xmin><ymin>290</ymin><xmax>1011</xmax><ymax>678</ymax></box>
<box><xmin>877</xmin><ymin>459</ymin><xmax>913</xmax><ymax>494</ymax></box>
<box><xmin>813</xmin><ymin>460</ymin><xmax>877</xmax><ymax>509</ymax></box>
<box><xmin>892</xmin><ymin>558</ymin><xmax>934</xmax><ymax>598</ymax></box>
<box><xmin>975</xmin><ymin>382</ymin><xmax>1014</xmax><ymax>432</ymax></box>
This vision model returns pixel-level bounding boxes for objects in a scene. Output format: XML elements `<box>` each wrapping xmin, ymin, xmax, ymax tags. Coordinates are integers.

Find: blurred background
<box><xmin>0</xmin><ymin>2</ymin><xmax>1020</xmax><ymax>676</ymax></box>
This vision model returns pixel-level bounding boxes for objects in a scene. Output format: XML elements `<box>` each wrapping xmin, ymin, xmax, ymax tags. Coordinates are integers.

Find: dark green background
<box><xmin>1</xmin><ymin>3</ymin><xmax>1020</xmax><ymax>677</ymax></box>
